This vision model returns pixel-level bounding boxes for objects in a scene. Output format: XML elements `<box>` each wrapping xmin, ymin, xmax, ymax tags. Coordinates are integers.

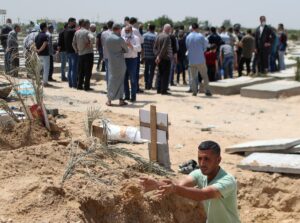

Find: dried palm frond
<box><xmin>0</xmin><ymin>99</ymin><xmax>19</xmax><ymax>123</ymax></box>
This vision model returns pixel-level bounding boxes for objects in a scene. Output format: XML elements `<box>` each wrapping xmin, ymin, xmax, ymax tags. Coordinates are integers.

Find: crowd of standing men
<box><xmin>0</xmin><ymin>15</ymin><xmax>288</xmax><ymax>106</ymax></box>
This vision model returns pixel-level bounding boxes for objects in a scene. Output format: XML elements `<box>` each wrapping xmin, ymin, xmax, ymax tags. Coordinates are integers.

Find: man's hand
<box><xmin>154</xmin><ymin>179</ymin><xmax>176</xmax><ymax>198</ymax></box>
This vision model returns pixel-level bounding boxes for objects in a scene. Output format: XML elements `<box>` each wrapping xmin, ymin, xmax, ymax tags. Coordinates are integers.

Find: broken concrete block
<box><xmin>225</xmin><ymin>138</ymin><xmax>300</xmax><ymax>154</ymax></box>
<box><xmin>241</xmin><ymin>80</ymin><xmax>300</xmax><ymax>99</ymax></box>
<box><xmin>238</xmin><ymin>153</ymin><xmax>300</xmax><ymax>174</ymax></box>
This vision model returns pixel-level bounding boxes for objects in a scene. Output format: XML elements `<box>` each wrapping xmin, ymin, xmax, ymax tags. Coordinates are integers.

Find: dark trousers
<box><xmin>7</xmin><ymin>49</ymin><xmax>19</xmax><ymax>76</ymax></box>
<box><xmin>144</xmin><ymin>58</ymin><xmax>156</xmax><ymax>89</ymax></box>
<box><xmin>238</xmin><ymin>57</ymin><xmax>251</xmax><ymax>76</ymax></box>
<box><xmin>207</xmin><ymin>64</ymin><xmax>216</xmax><ymax>82</ymax></box>
<box><xmin>135</xmin><ymin>53</ymin><xmax>141</xmax><ymax>91</ymax></box>
<box><xmin>257</xmin><ymin>48</ymin><xmax>270</xmax><ymax>73</ymax></box>
<box><xmin>96</xmin><ymin>48</ymin><xmax>103</xmax><ymax>69</ymax></box>
<box><xmin>48</xmin><ymin>55</ymin><xmax>54</xmax><ymax>79</ymax></box>
<box><xmin>157</xmin><ymin>59</ymin><xmax>171</xmax><ymax>94</ymax></box>
<box><xmin>124</xmin><ymin>58</ymin><xmax>138</xmax><ymax>100</ymax></box>
<box><xmin>78</xmin><ymin>53</ymin><xmax>94</xmax><ymax>90</ymax></box>
<box><xmin>176</xmin><ymin>58</ymin><xmax>186</xmax><ymax>83</ymax></box>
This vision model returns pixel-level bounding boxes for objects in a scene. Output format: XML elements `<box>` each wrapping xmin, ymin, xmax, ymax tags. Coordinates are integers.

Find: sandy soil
<box><xmin>0</xmin><ymin>69</ymin><xmax>300</xmax><ymax>223</ymax></box>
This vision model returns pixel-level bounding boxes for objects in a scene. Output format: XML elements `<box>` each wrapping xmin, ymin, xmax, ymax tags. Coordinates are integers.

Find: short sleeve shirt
<box><xmin>35</xmin><ymin>32</ymin><xmax>49</xmax><ymax>56</ymax></box>
<box><xmin>189</xmin><ymin>168</ymin><xmax>241</xmax><ymax>223</ymax></box>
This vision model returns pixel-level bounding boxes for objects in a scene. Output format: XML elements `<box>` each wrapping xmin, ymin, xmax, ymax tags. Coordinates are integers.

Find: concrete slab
<box><xmin>225</xmin><ymin>138</ymin><xmax>300</xmax><ymax>154</ymax></box>
<box><xmin>285</xmin><ymin>58</ymin><xmax>297</xmax><ymax>68</ymax></box>
<box><xmin>201</xmin><ymin>77</ymin><xmax>274</xmax><ymax>95</ymax></box>
<box><xmin>238</xmin><ymin>153</ymin><xmax>300</xmax><ymax>174</ymax></box>
<box><xmin>267</xmin><ymin>68</ymin><xmax>296</xmax><ymax>80</ymax></box>
<box><xmin>241</xmin><ymin>80</ymin><xmax>300</xmax><ymax>99</ymax></box>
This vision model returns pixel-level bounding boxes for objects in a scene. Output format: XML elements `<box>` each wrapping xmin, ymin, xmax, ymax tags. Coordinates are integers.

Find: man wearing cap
<box><xmin>105</xmin><ymin>24</ymin><xmax>128</xmax><ymax>106</ymax></box>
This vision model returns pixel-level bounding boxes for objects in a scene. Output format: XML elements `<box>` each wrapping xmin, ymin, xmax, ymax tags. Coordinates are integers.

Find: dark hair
<box><xmin>64</xmin><ymin>22</ymin><xmax>68</xmax><ymax>29</ymax></box>
<box><xmin>227</xmin><ymin>27</ymin><xmax>233</xmax><ymax>33</ymax></box>
<box><xmin>13</xmin><ymin>24</ymin><xmax>20</xmax><ymax>30</ymax></box>
<box><xmin>129</xmin><ymin>17</ymin><xmax>137</xmax><ymax>25</ymax></box>
<box><xmin>247</xmin><ymin>29</ymin><xmax>252</xmax><ymax>34</ymax></box>
<box><xmin>124</xmin><ymin>16</ymin><xmax>129</xmax><ymax>21</ymax></box>
<box><xmin>84</xmin><ymin>19</ymin><xmax>90</xmax><ymax>26</ymax></box>
<box><xmin>198</xmin><ymin>141</ymin><xmax>221</xmax><ymax>155</ymax></box>
<box><xmin>210</xmin><ymin>43</ymin><xmax>217</xmax><ymax>50</ymax></box>
<box><xmin>210</xmin><ymin>27</ymin><xmax>216</xmax><ymax>33</ymax></box>
<box><xmin>78</xmin><ymin>19</ymin><xmax>85</xmax><ymax>27</ymax></box>
<box><xmin>68</xmin><ymin>17</ymin><xmax>76</xmax><ymax>23</ymax></box>
<box><xmin>103</xmin><ymin>25</ymin><xmax>108</xmax><ymax>30</ymax></box>
<box><xmin>48</xmin><ymin>24</ymin><xmax>54</xmax><ymax>29</ymax></box>
<box><xmin>107</xmin><ymin>20</ymin><xmax>114</xmax><ymax>29</ymax></box>
<box><xmin>148</xmin><ymin>24</ymin><xmax>155</xmax><ymax>32</ymax></box>
<box><xmin>192</xmin><ymin>23</ymin><xmax>199</xmax><ymax>30</ymax></box>
<box><xmin>220</xmin><ymin>26</ymin><xmax>225</xmax><ymax>31</ymax></box>
<box><xmin>40</xmin><ymin>22</ymin><xmax>47</xmax><ymax>31</ymax></box>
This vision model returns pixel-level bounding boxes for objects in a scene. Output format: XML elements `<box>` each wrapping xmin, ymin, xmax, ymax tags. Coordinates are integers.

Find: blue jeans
<box><xmin>67</xmin><ymin>53</ymin><xmax>78</xmax><ymax>88</ymax></box>
<box><xmin>124</xmin><ymin>58</ymin><xmax>138</xmax><ymax>100</ymax></box>
<box><xmin>39</xmin><ymin>55</ymin><xmax>50</xmax><ymax>84</ymax></box>
<box><xmin>144</xmin><ymin>58</ymin><xmax>156</xmax><ymax>89</ymax></box>
<box><xmin>223</xmin><ymin>56</ymin><xmax>234</xmax><ymax>78</ymax></box>
<box><xmin>60</xmin><ymin>51</ymin><xmax>67</xmax><ymax>79</ymax></box>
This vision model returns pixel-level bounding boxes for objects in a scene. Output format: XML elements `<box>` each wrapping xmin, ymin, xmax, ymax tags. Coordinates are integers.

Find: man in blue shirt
<box><xmin>143</xmin><ymin>24</ymin><xmax>157</xmax><ymax>90</ymax></box>
<box><xmin>186</xmin><ymin>23</ymin><xmax>212</xmax><ymax>96</ymax></box>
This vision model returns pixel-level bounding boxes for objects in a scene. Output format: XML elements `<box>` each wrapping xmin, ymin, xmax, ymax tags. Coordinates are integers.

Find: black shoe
<box><xmin>192</xmin><ymin>93</ymin><xmax>197</xmax><ymax>96</ymax></box>
<box><xmin>130</xmin><ymin>98</ymin><xmax>136</xmax><ymax>102</ymax></box>
<box><xmin>124</xmin><ymin>97</ymin><xmax>130</xmax><ymax>101</ymax></box>
<box><xmin>161</xmin><ymin>91</ymin><xmax>171</xmax><ymax>95</ymax></box>
<box><xmin>205</xmin><ymin>91</ymin><xmax>212</xmax><ymax>97</ymax></box>
<box><xmin>84</xmin><ymin>87</ymin><xmax>94</xmax><ymax>91</ymax></box>
<box><xmin>48</xmin><ymin>78</ymin><xmax>57</xmax><ymax>82</ymax></box>
<box><xmin>77</xmin><ymin>87</ymin><xmax>83</xmax><ymax>90</ymax></box>
<box><xmin>61</xmin><ymin>77</ymin><xmax>68</xmax><ymax>82</ymax></box>
<box><xmin>171</xmin><ymin>83</ymin><xmax>176</xmax><ymax>86</ymax></box>
<box><xmin>137</xmin><ymin>89</ymin><xmax>144</xmax><ymax>93</ymax></box>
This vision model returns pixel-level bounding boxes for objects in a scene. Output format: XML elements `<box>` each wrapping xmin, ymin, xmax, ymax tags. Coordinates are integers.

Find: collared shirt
<box><xmin>72</xmin><ymin>28</ymin><xmax>94</xmax><ymax>56</ymax></box>
<box><xmin>7</xmin><ymin>30</ymin><xmax>18</xmax><ymax>50</ymax></box>
<box><xmin>190</xmin><ymin>168</ymin><xmax>241</xmax><ymax>223</ymax></box>
<box><xmin>220</xmin><ymin>32</ymin><xmax>231</xmax><ymax>45</ymax></box>
<box><xmin>122</xmin><ymin>34</ymin><xmax>141</xmax><ymax>58</ymax></box>
<box><xmin>220</xmin><ymin>44</ymin><xmax>234</xmax><ymax>57</ymax></box>
<box><xmin>186</xmin><ymin>31</ymin><xmax>208</xmax><ymax>65</ymax></box>
<box><xmin>101</xmin><ymin>29</ymin><xmax>112</xmax><ymax>59</ymax></box>
<box><xmin>121</xmin><ymin>27</ymin><xmax>144</xmax><ymax>44</ymax></box>
<box><xmin>143</xmin><ymin>31</ymin><xmax>156</xmax><ymax>59</ymax></box>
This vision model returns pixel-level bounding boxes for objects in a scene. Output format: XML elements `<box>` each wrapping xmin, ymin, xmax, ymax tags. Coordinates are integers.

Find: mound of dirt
<box><xmin>237</xmin><ymin>172</ymin><xmax>300</xmax><ymax>223</ymax></box>
<box><xmin>0</xmin><ymin>121</ymin><xmax>51</xmax><ymax>151</ymax></box>
<box><xmin>0</xmin><ymin>138</ymin><xmax>206</xmax><ymax>223</ymax></box>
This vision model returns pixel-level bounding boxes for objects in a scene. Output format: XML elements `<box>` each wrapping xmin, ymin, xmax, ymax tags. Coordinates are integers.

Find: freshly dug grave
<box><xmin>0</xmin><ymin>120</ymin><xmax>51</xmax><ymax>151</ymax></box>
<box><xmin>0</xmin><ymin>138</ymin><xmax>206</xmax><ymax>223</ymax></box>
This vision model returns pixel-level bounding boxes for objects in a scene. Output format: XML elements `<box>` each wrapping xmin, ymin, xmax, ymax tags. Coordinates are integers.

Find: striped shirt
<box><xmin>143</xmin><ymin>31</ymin><xmax>156</xmax><ymax>59</ymax></box>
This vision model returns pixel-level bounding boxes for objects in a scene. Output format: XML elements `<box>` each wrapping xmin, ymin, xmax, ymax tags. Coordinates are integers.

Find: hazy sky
<box><xmin>1</xmin><ymin>0</ymin><xmax>300</xmax><ymax>29</ymax></box>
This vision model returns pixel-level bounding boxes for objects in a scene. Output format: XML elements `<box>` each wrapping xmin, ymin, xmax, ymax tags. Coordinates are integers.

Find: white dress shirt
<box><xmin>122</xmin><ymin>34</ymin><xmax>141</xmax><ymax>58</ymax></box>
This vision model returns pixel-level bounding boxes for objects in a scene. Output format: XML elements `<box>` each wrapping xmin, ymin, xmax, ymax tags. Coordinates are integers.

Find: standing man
<box><xmin>220</xmin><ymin>42</ymin><xmax>235</xmax><ymax>79</ymax></box>
<box><xmin>105</xmin><ymin>24</ymin><xmax>128</xmax><ymax>106</ymax></box>
<box><xmin>72</xmin><ymin>19</ymin><xmax>94</xmax><ymax>91</ymax></box>
<box><xmin>277</xmin><ymin>24</ymin><xmax>287</xmax><ymax>71</ymax></box>
<box><xmin>35</xmin><ymin>23</ymin><xmax>50</xmax><ymax>87</ymax></box>
<box><xmin>23</xmin><ymin>24</ymin><xmax>40</xmax><ymax>71</ymax></box>
<box><xmin>238</xmin><ymin>29</ymin><xmax>255</xmax><ymax>76</ymax></box>
<box><xmin>96</xmin><ymin>25</ymin><xmax>107</xmax><ymax>72</ymax></box>
<box><xmin>255</xmin><ymin>16</ymin><xmax>275</xmax><ymax>74</ymax></box>
<box><xmin>122</xmin><ymin>25</ymin><xmax>141</xmax><ymax>102</ymax></box>
<box><xmin>140</xmin><ymin>140</ymin><xmax>241</xmax><ymax>223</ymax></box>
<box><xmin>186</xmin><ymin>23</ymin><xmax>212</xmax><ymax>96</ymax></box>
<box><xmin>6</xmin><ymin>24</ymin><xmax>21</xmax><ymax>76</ymax></box>
<box><xmin>57</xmin><ymin>22</ymin><xmax>68</xmax><ymax>81</ymax></box>
<box><xmin>101</xmin><ymin>20</ymin><xmax>114</xmax><ymax>86</ymax></box>
<box><xmin>47</xmin><ymin>24</ymin><xmax>55</xmax><ymax>81</ymax></box>
<box><xmin>153</xmin><ymin>24</ymin><xmax>172</xmax><ymax>95</ymax></box>
<box><xmin>64</xmin><ymin>17</ymin><xmax>78</xmax><ymax>88</ymax></box>
<box><xmin>143</xmin><ymin>24</ymin><xmax>157</xmax><ymax>90</ymax></box>
<box><xmin>1</xmin><ymin>18</ymin><xmax>13</xmax><ymax>73</ymax></box>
